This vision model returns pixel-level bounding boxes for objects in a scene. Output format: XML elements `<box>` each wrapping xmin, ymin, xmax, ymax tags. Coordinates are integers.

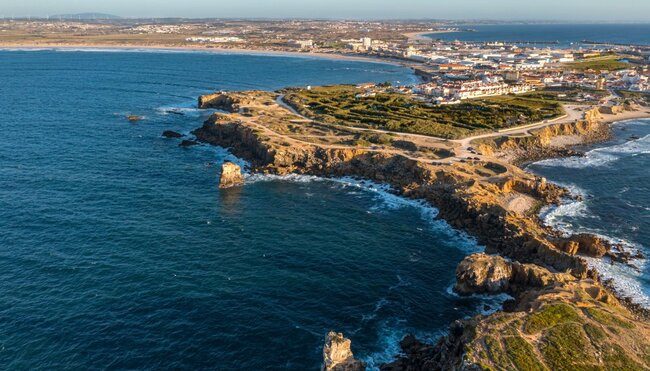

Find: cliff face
<box><xmin>198</xmin><ymin>93</ymin><xmax>243</xmax><ymax>111</ymax></box>
<box><xmin>476</xmin><ymin>108</ymin><xmax>608</xmax><ymax>163</ymax></box>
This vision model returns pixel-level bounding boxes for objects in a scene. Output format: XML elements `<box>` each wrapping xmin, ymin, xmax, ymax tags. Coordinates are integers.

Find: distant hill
<box><xmin>50</xmin><ymin>13</ymin><xmax>122</xmax><ymax>20</ymax></box>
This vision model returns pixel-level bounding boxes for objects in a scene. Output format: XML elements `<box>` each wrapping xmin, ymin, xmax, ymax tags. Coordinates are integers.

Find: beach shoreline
<box><xmin>0</xmin><ymin>42</ymin><xmax>406</xmax><ymax>66</ymax></box>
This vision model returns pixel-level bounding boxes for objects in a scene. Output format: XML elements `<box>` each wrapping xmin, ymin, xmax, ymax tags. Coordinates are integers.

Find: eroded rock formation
<box><xmin>219</xmin><ymin>161</ymin><xmax>245</xmax><ymax>189</ymax></box>
<box><xmin>322</xmin><ymin>332</ymin><xmax>366</xmax><ymax>371</ymax></box>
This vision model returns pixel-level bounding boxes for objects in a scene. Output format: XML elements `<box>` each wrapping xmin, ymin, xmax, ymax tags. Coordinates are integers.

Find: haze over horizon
<box><xmin>2</xmin><ymin>0</ymin><xmax>650</xmax><ymax>22</ymax></box>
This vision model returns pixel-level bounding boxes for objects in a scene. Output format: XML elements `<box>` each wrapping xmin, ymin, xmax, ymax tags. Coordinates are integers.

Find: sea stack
<box><xmin>322</xmin><ymin>332</ymin><xmax>366</xmax><ymax>371</ymax></box>
<box><xmin>219</xmin><ymin>161</ymin><xmax>245</xmax><ymax>189</ymax></box>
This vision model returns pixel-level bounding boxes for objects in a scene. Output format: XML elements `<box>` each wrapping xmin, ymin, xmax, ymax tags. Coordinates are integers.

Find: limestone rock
<box><xmin>219</xmin><ymin>161</ymin><xmax>245</xmax><ymax>189</ymax></box>
<box><xmin>455</xmin><ymin>253</ymin><xmax>574</xmax><ymax>295</ymax></box>
<box><xmin>322</xmin><ymin>332</ymin><xmax>366</xmax><ymax>371</ymax></box>
<box><xmin>198</xmin><ymin>92</ymin><xmax>241</xmax><ymax>111</ymax></box>
<box><xmin>455</xmin><ymin>253</ymin><xmax>513</xmax><ymax>295</ymax></box>
<box><xmin>559</xmin><ymin>234</ymin><xmax>609</xmax><ymax>258</ymax></box>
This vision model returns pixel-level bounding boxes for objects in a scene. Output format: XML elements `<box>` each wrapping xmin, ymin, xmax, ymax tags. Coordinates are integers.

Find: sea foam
<box><xmin>534</xmin><ymin>131</ymin><xmax>650</xmax><ymax>169</ymax></box>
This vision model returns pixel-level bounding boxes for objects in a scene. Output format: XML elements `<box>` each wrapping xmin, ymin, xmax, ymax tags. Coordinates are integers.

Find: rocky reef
<box><xmin>193</xmin><ymin>91</ymin><xmax>650</xmax><ymax>370</ymax></box>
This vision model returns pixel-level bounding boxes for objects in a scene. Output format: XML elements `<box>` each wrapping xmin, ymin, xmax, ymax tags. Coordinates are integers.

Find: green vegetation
<box><xmin>504</xmin><ymin>336</ymin><xmax>547</xmax><ymax>371</ymax></box>
<box><xmin>601</xmin><ymin>344</ymin><xmax>646</xmax><ymax>371</ymax></box>
<box><xmin>484</xmin><ymin>336</ymin><xmax>512</xmax><ymax>370</ymax></box>
<box><xmin>283</xmin><ymin>85</ymin><xmax>564</xmax><ymax>139</ymax></box>
<box><xmin>521</xmin><ymin>87</ymin><xmax>608</xmax><ymax>103</ymax></box>
<box><xmin>523</xmin><ymin>303</ymin><xmax>581</xmax><ymax>334</ymax></box>
<box><xmin>583</xmin><ymin>323</ymin><xmax>607</xmax><ymax>343</ymax></box>
<box><xmin>583</xmin><ymin>307</ymin><xmax>635</xmax><ymax>329</ymax></box>
<box><xmin>540</xmin><ymin>323</ymin><xmax>596</xmax><ymax>370</ymax></box>
<box><xmin>565</xmin><ymin>56</ymin><xmax>631</xmax><ymax>72</ymax></box>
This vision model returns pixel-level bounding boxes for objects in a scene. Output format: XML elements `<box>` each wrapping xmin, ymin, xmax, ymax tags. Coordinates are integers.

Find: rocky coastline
<box><xmin>192</xmin><ymin>91</ymin><xmax>650</xmax><ymax>370</ymax></box>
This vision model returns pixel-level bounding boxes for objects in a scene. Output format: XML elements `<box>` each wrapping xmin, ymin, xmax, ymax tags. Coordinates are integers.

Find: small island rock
<box><xmin>219</xmin><ymin>161</ymin><xmax>245</xmax><ymax>189</ymax></box>
<box><xmin>162</xmin><ymin>130</ymin><xmax>183</xmax><ymax>138</ymax></box>
<box><xmin>322</xmin><ymin>332</ymin><xmax>366</xmax><ymax>371</ymax></box>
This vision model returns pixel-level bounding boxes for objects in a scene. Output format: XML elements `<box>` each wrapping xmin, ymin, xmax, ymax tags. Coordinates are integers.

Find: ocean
<box><xmin>528</xmin><ymin>119</ymin><xmax>650</xmax><ymax>307</ymax></box>
<box><xmin>0</xmin><ymin>50</ymin><xmax>491</xmax><ymax>369</ymax></box>
<box><xmin>430</xmin><ymin>23</ymin><xmax>650</xmax><ymax>47</ymax></box>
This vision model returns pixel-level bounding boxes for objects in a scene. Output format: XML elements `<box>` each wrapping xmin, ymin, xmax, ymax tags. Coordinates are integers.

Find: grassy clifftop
<box><xmin>283</xmin><ymin>85</ymin><xmax>564</xmax><ymax>139</ymax></box>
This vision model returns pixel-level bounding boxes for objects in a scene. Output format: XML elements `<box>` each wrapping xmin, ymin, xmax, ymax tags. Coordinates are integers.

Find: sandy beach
<box><xmin>0</xmin><ymin>42</ymin><xmax>405</xmax><ymax>65</ymax></box>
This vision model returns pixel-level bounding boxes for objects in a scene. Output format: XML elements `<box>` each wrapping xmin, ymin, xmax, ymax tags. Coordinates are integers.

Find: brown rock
<box><xmin>127</xmin><ymin>115</ymin><xmax>144</xmax><ymax>122</ymax></box>
<box><xmin>198</xmin><ymin>92</ymin><xmax>241</xmax><ymax>111</ymax></box>
<box><xmin>454</xmin><ymin>253</ymin><xmax>512</xmax><ymax>295</ymax></box>
<box><xmin>322</xmin><ymin>332</ymin><xmax>366</xmax><ymax>371</ymax></box>
<box><xmin>561</xmin><ymin>234</ymin><xmax>609</xmax><ymax>257</ymax></box>
<box><xmin>219</xmin><ymin>162</ymin><xmax>245</xmax><ymax>189</ymax></box>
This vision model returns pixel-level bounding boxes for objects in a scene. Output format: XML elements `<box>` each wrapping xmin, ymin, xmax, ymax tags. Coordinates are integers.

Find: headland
<box><xmin>188</xmin><ymin>83</ymin><xmax>650</xmax><ymax>369</ymax></box>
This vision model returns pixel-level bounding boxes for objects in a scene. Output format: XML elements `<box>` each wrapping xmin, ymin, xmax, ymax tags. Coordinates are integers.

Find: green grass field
<box><xmin>565</xmin><ymin>56</ymin><xmax>631</xmax><ymax>72</ymax></box>
<box><xmin>283</xmin><ymin>85</ymin><xmax>564</xmax><ymax>139</ymax></box>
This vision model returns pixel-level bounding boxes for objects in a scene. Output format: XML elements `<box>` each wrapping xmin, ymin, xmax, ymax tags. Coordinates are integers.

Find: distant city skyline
<box><xmin>2</xmin><ymin>0</ymin><xmax>650</xmax><ymax>22</ymax></box>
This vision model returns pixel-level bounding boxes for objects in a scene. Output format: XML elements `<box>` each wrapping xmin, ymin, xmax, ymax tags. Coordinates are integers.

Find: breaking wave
<box><xmin>533</xmin><ymin>131</ymin><xmax>650</xmax><ymax>169</ymax></box>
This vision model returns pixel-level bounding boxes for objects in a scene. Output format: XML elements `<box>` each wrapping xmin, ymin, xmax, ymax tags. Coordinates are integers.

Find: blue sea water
<box><xmin>528</xmin><ymin>120</ymin><xmax>650</xmax><ymax>307</ymax></box>
<box><xmin>0</xmin><ymin>50</ymin><xmax>490</xmax><ymax>369</ymax></box>
<box><xmin>430</xmin><ymin>23</ymin><xmax>650</xmax><ymax>47</ymax></box>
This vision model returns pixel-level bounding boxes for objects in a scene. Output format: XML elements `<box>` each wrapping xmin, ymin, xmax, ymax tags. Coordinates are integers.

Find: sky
<box><xmin>2</xmin><ymin>0</ymin><xmax>650</xmax><ymax>22</ymax></box>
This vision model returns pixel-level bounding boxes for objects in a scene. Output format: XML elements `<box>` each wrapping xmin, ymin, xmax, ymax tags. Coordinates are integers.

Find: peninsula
<box><xmin>188</xmin><ymin>80</ymin><xmax>650</xmax><ymax>369</ymax></box>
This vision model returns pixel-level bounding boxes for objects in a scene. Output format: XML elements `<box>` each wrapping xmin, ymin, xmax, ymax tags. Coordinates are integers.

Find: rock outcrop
<box><xmin>455</xmin><ymin>253</ymin><xmax>575</xmax><ymax>296</ymax></box>
<box><xmin>322</xmin><ymin>332</ymin><xmax>366</xmax><ymax>371</ymax></box>
<box><xmin>127</xmin><ymin>115</ymin><xmax>144</xmax><ymax>122</ymax></box>
<box><xmin>162</xmin><ymin>130</ymin><xmax>183</xmax><ymax>138</ymax></box>
<box><xmin>198</xmin><ymin>92</ymin><xmax>242</xmax><ymax>111</ymax></box>
<box><xmin>454</xmin><ymin>254</ymin><xmax>513</xmax><ymax>295</ymax></box>
<box><xmin>179</xmin><ymin>139</ymin><xmax>199</xmax><ymax>147</ymax></box>
<box><xmin>219</xmin><ymin>161</ymin><xmax>245</xmax><ymax>189</ymax></box>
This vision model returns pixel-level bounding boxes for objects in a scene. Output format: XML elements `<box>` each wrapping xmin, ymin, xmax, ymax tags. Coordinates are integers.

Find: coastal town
<box><xmin>2</xmin><ymin>18</ymin><xmax>649</xmax><ymax>106</ymax></box>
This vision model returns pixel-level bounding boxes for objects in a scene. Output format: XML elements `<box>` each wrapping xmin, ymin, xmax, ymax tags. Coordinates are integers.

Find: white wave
<box><xmin>587</xmin><ymin>256</ymin><xmax>650</xmax><ymax>308</ymax></box>
<box><xmin>444</xmin><ymin>283</ymin><xmax>514</xmax><ymax>315</ymax></box>
<box><xmin>534</xmin><ymin>132</ymin><xmax>650</xmax><ymax>169</ymax></box>
<box><xmin>541</xmin><ymin>196</ymin><xmax>650</xmax><ymax>308</ymax></box>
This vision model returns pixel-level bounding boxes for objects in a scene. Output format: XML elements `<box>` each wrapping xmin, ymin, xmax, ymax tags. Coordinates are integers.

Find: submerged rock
<box><xmin>219</xmin><ymin>161</ymin><xmax>245</xmax><ymax>189</ymax></box>
<box><xmin>179</xmin><ymin>140</ymin><xmax>199</xmax><ymax>148</ymax></box>
<box><xmin>127</xmin><ymin>115</ymin><xmax>144</xmax><ymax>122</ymax></box>
<box><xmin>322</xmin><ymin>332</ymin><xmax>366</xmax><ymax>371</ymax></box>
<box><xmin>162</xmin><ymin>130</ymin><xmax>183</xmax><ymax>138</ymax></box>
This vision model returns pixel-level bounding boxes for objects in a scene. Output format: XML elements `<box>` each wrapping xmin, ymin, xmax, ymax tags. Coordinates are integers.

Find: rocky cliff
<box><xmin>476</xmin><ymin>108</ymin><xmax>609</xmax><ymax>164</ymax></box>
<box><xmin>193</xmin><ymin>92</ymin><xmax>649</xmax><ymax>370</ymax></box>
